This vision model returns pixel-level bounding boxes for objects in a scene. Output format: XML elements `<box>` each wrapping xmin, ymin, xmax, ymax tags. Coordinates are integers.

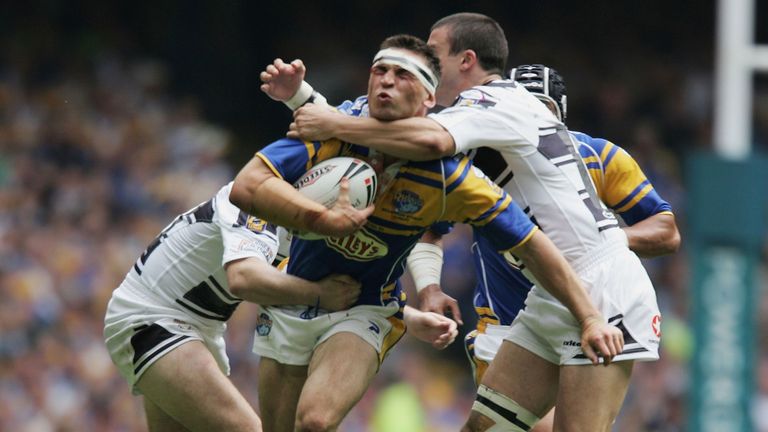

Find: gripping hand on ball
<box><xmin>309</xmin><ymin>178</ymin><xmax>374</xmax><ymax>238</ymax></box>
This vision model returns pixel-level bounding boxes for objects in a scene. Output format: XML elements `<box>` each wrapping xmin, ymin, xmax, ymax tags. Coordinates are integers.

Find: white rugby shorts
<box><xmin>252</xmin><ymin>301</ymin><xmax>405</xmax><ymax>366</ymax></box>
<box><xmin>104</xmin><ymin>282</ymin><xmax>230</xmax><ymax>394</ymax></box>
<box><xmin>506</xmin><ymin>240</ymin><xmax>661</xmax><ymax>365</ymax></box>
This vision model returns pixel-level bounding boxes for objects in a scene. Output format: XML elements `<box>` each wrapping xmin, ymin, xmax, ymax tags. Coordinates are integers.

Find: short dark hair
<box><xmin>379</xmin><ymin>34</ymin><xmax>442</xmax><ymax>82</ymax></box>
<box><xmin>431</xmin><ymin>12</ymin><xmax>508</xmax><ymax>75</ymax></box>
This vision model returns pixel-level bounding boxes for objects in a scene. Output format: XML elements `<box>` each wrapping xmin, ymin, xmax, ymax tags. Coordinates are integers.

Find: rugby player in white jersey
<box><xmin>234</xmin><ymin>34</ymin><xmax>620</xmax><ymax>432</ymax></box>
<box><xmin>104</xmin><ymin>182</ymin><xmax>462</xmax><ymax>431</ymax></box>
<box><xmin>288</xmin><ymin>13</ymin><xmax>656</xmax><ymax>432</ymax></box>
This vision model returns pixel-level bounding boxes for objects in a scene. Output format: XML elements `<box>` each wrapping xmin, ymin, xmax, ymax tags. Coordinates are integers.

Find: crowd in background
<box><xmin>1</xmin><ymin>2</ymin><xmax>767</xmax><ymax>431</ymax></box>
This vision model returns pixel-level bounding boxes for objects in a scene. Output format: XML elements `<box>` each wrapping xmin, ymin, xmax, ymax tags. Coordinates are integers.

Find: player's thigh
<box><xmin>480</xmin><ymin>340</ymin><xmax>559</xmax><ymax>418</ymax></box>
<box><xmin>258</xmin><ymin>357</ymin><xmax>307</xmax><ymax>432</ymax></box>
<box><xmin>297</xmin><ymin>332</ymin><xmax>379</xmax><ymax>425</ymax></box>
<box><xmin>554</xmin><ymin>360</ymin><xmax>634</xmax><ymax>432</ymax></box>
<box><xmin>137</xmin><ymin>340</ymin><xmax>260</xmax><ymax>432</ymax></box>
<box><xmin>143</xmin><ymin>397</ymin><xmax>189</xmax><ymax>432</ymax></box>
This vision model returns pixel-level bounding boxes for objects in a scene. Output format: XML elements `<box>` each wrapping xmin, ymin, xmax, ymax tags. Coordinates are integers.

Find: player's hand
<box><xmin>579</xmin><ymin>316</ymin><xmax>624</xmax><ymax>366</ymax></box>
<box><xmin>287</xmin><ymin>103</ymin><xmax>340</xmax><ymax>141</ymax></box>
<box><xmin>316</xmin><ymin>274</ymin><xmax>361</xmax><ymax>311</ymax></box>
<box><xmin>417</xmin><ymin>284</ymin><xmax>463</xmax><ymax>326</ymax></box>
<box><xmin>405</xmin><ymin>309</ymin><xmax>458</xmax><ymax>350</ymax></box>
<box><xmin>260</xmin><ymin>58</ymin><xmax>306</xmax><ymax>102</ymax></box>
<box><xmin>310</xmin><ymin>178</ymin><xmax>374</xmax><ymax>237</ymax></box>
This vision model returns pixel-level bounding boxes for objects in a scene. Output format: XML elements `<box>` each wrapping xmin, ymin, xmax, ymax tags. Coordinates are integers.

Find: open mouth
<box><xmin>376</xmin><ymin>91</ymin><xmax>392</xmax><ymax>102</ymax></box>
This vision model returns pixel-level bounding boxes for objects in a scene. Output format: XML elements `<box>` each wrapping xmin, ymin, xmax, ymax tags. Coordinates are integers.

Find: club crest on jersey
<box><xmin>392</xmin><ymin>190</ymin><xmax>423</xmax><ymax>214</ymax></box>
<box><xmin>255</xmin><ymin>313</ymin><xmax>273</xmax><ymax>336</ymax></box>
<box><xmin>324</xmin><ymin>228</ymin><xmax>388</xmax><ymax>261</ymax></box>
<box><xmin>456</xmin><ymin>89</ymin><xmax>497</xmax><ymax>109</ymax></box>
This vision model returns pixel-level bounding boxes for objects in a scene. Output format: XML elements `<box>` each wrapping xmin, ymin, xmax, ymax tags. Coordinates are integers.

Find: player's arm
<box><xmin>402</xmin><ymin>305</ymin><xmax>458</xmax><ymax>350</ymax></box>
<box><xmin>230</xmin><ymin>155</ymin><xmax>373</xmax><ymax>238</ymax></box>
<box><xmin>407</xmin><ymin>229</ymin><xmax>463</xmax><ymax>325</ymax></box>
<box><xmin>623</xmin><ymin>213</ymin><xmax>680</xmax><ymax>257</ymax></box>
<box><xmin>591</xmin><ymin>139</ymin><xmax>681</xmax><ymax>257</ymax></box>
<box><xmin>289</xmin><ymin>105</ymin><xmax>455</xmax><ymax>161</ymax></box>
<box><xmin>226</xmin><ymin>257</ymin><xmax>360</xmax><ymax>311</ymax></box>
<box><xmin>510</xmin><ymin>231</ymin><xmax>624</xmax><ymax>365</ymax></box>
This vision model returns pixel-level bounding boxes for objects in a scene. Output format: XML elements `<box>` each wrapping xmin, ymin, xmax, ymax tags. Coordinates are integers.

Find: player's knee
<box><xmin>295</xmin><ymin>408</ymin><xmax>339</xmax><ymax>432</ymax></box>
<box><xmin>467</xmin><ymin>384</ymin><xmax>541</xmax><ymax>432</ymax></box>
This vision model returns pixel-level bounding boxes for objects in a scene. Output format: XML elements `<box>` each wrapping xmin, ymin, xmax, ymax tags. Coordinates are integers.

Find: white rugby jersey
<box><xmin>430</xmin><ymin>80</ymin><xmax>621</xmax><ymax>264</ymax></box>
<box><xmin>124</xmin><ymin>182</ymin><xmax>279</xmax><ymax>322</ymax></box>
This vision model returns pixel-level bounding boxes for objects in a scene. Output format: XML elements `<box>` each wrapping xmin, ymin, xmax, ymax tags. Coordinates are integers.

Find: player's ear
<box><xmin>423</xmin><ymin>91</ymin><xmax>437</xmax><ymax>109</ymax></box>
<box><xmin>460</xmin><ymin>50</ymin><xmax>477</xmax><ymax>71</ymax></box>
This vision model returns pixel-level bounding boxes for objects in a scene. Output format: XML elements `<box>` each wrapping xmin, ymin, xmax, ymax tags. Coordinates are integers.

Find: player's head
<box><xmin>367</xmin><ymin>34</ymin><xmax>441</xmax><ymax>121</ymax></box>
<box><xmin>510</xmin><ymin>64</ymin><xmax>568</xmax><ymax>121</ymax></box>
<box><xmin>428</xmin><ymin>13</ymin><xmax>508</xmax><ymax>106</ymax></box>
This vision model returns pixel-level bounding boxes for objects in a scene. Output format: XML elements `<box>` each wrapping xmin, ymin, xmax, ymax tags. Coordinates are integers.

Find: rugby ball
<box><xmin>292</xmin><ymin>157</ymin><xmax>377</xmax><ymax>239</ymax></box>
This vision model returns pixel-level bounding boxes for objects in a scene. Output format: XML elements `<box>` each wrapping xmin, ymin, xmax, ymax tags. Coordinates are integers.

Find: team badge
<box><xmin>393</xmin><ymin>190</ymin><xmax>423</xmax><ymax>214</ymax></box>
<box><xmin>255</xmin><ymin>313</ymin><xmax>273</xmax><ymax>336</ymax></box>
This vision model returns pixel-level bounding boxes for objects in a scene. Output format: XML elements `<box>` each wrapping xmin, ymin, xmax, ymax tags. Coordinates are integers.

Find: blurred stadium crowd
<box><xmin>1</xmin><ymin>1</ymin><xmax>767</xmax><ymax>431</ymax></box>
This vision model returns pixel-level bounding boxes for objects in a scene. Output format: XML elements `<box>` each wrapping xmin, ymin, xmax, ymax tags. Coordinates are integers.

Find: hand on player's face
<box><xmin>580</xmin><ymin>316</ymin><xmax>625</xmax><ymax>366</ymax></box>
<box><xmin>287</xmin><ymin>103</ymin><xmax>339</xmax><ymax>141</ymax></box>
<box><xmin>310</xmin><ymin>178</ymin><xmax>374</xmax><ymax>238</ymax></box>
<box><xmin>260</xmin><ymin>58</ymin><xmax>306</xmax><ymax>102</ymax></box>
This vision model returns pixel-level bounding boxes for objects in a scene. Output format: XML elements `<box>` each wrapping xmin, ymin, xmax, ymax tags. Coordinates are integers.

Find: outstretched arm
<box><xmin>226</xmin><ymin>258</ymin><xmax>360</xmax><ymax>311</ymax></box>
<box><xmin>623</xmin><ymin>213</ymin><xmax>680</xmax><ymax>257</ymax></box>
<box><xmin>230</xmin><ymin>155</ymin><xmax>373</xmax><ymax>238</ymax></box>
<box><xmin>512</xmin><ymin>230</ymin><xmax>624</xmax><ymax>365</ymax></box>
<box><xmin>288</xmin><ymin>105</ymin><xmax>455</xmax><ymax>161</ymax></box>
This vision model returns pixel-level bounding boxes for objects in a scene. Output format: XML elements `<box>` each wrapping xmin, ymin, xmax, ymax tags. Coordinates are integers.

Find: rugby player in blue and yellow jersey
<box><xmin>230</xmin><ymin>35</ymin><xmax>620</xmax><ymax>432</ymax></box>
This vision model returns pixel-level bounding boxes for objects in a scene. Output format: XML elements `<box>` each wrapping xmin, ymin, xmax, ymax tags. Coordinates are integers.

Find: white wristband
<box><xmin>284</xmin><ymin>81</ymin><xmax>328</xmax><ymax>110</ymax></box>
<box><xmin>406</xmin><ymin>242</ymin><xmax>444</xmax><ymax>292</ymax></box>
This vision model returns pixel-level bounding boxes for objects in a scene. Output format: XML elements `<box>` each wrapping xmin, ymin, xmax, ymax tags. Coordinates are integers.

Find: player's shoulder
<box><xmin>570</xmin><ymin>130</ymin><xmax>616</xmax><ymax>157</ymax></box>
<box><xmin>337</xmin><ymin>95</ymin><xmax>369</xmax><ymax>117</ymax></box>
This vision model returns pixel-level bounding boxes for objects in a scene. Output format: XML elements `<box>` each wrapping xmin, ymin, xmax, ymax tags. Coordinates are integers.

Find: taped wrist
<box><xmin>406</xmin><ymin>242</ymin><xmax>443</xmax><ymax>293</ymax></box>
<box><xmin>472</xmin><ymin>384</ymin><xmax>540</xmax><ymax>431</ymax></box>
<box><xmin>284</xmin><ymin>81</ymin><xmax>328</xmax><ymax>110</ymax></box>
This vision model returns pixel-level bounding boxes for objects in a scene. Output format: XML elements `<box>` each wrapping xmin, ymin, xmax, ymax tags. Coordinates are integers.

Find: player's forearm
<box><xmin>332</xmin><ymin>116</ymin><xmax>455</xmax><ymax>161</ymax></box>
<box><xmin>514</xmin><ymin>231</ymin><xmax>601</xmax><ymax>323</ymax></box>
<box><xmin>230</xmin><ymin>156</ymin><xmax>329</xmax><ymax>234</ymax></box>
<box><xmin>623</xmin><ymin>213</ymin><xmax>681</xmax><ymax>257</ymax></box>
<box><xmin>228</xmin><ymin>260</ymin><xmax>320</xmax><ymax>306</ymax></box>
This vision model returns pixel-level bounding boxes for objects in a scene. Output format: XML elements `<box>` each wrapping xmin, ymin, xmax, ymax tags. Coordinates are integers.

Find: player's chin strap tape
<box><xmin>472</xmin><ymin>385</ymin><xmax>540</xmax><ymax>431</ymax></box>
<box><xmin>284</xmin><ymin>81</ymin><xmax>329</xmax><ymax>111</ymax></box>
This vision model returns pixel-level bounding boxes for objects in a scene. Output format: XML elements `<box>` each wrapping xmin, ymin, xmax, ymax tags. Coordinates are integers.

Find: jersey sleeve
<box><xmin>216</xmin><ymin>184</ymin><xmax>279</xmax><ymax>266</ymax></box>
<box><xmin>428</xmin><ymin>87</ymin><xmax>541</xmax><ymax>155</ymax></box>
<box><xmin>256</xmin><ymin>137</ymin><xmax>345</xmax><ymax>183</ymax></box>
<box><xmin>586</xmin><ymin>138</ymin><xmax>673</xmax><ymax>225</ymax></box>
<box><xmin>442</xmin><ymin>159</ymin><xmax>537</xmax><ymax>251</ymax></box>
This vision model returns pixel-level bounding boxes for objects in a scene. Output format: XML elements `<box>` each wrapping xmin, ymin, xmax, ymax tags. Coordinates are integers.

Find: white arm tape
<box><xmin>284</xmin><ymin>81</ymin><xmax>328</xmax><ymax>110</ymax></box>
<box><xmin>406</xmin><ymin>242</ymin><xmax>444</xmax><ymax>292</ymax></box>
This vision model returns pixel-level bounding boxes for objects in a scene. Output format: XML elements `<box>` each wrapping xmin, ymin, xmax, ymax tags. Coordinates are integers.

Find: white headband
<box><xmin>372</xmin><ymin>48</ymin><xmax>439</xmax><ymax>95</ymax></box>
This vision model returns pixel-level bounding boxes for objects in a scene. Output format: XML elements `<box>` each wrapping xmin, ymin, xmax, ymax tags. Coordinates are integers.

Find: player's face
<box><xmin>367</xmin><ymin>54</ymin><xmax>434</xmax><ymax>121</ymax></box>
<box><xmin>428</xmin><ymin>26</ymin><xmax>463</xmax><ymax>106</ymax></box>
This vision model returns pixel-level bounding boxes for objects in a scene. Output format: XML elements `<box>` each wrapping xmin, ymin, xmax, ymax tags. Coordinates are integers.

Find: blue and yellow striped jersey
<box><xmin>257</xmin><ymin>137</ymin><xmax>537</xmax><ymax>307</ymax></box>
<box><xmin>472</xmin><ymin>131</ymin><xmax>673</xmax><ymax>327</ymax></box>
